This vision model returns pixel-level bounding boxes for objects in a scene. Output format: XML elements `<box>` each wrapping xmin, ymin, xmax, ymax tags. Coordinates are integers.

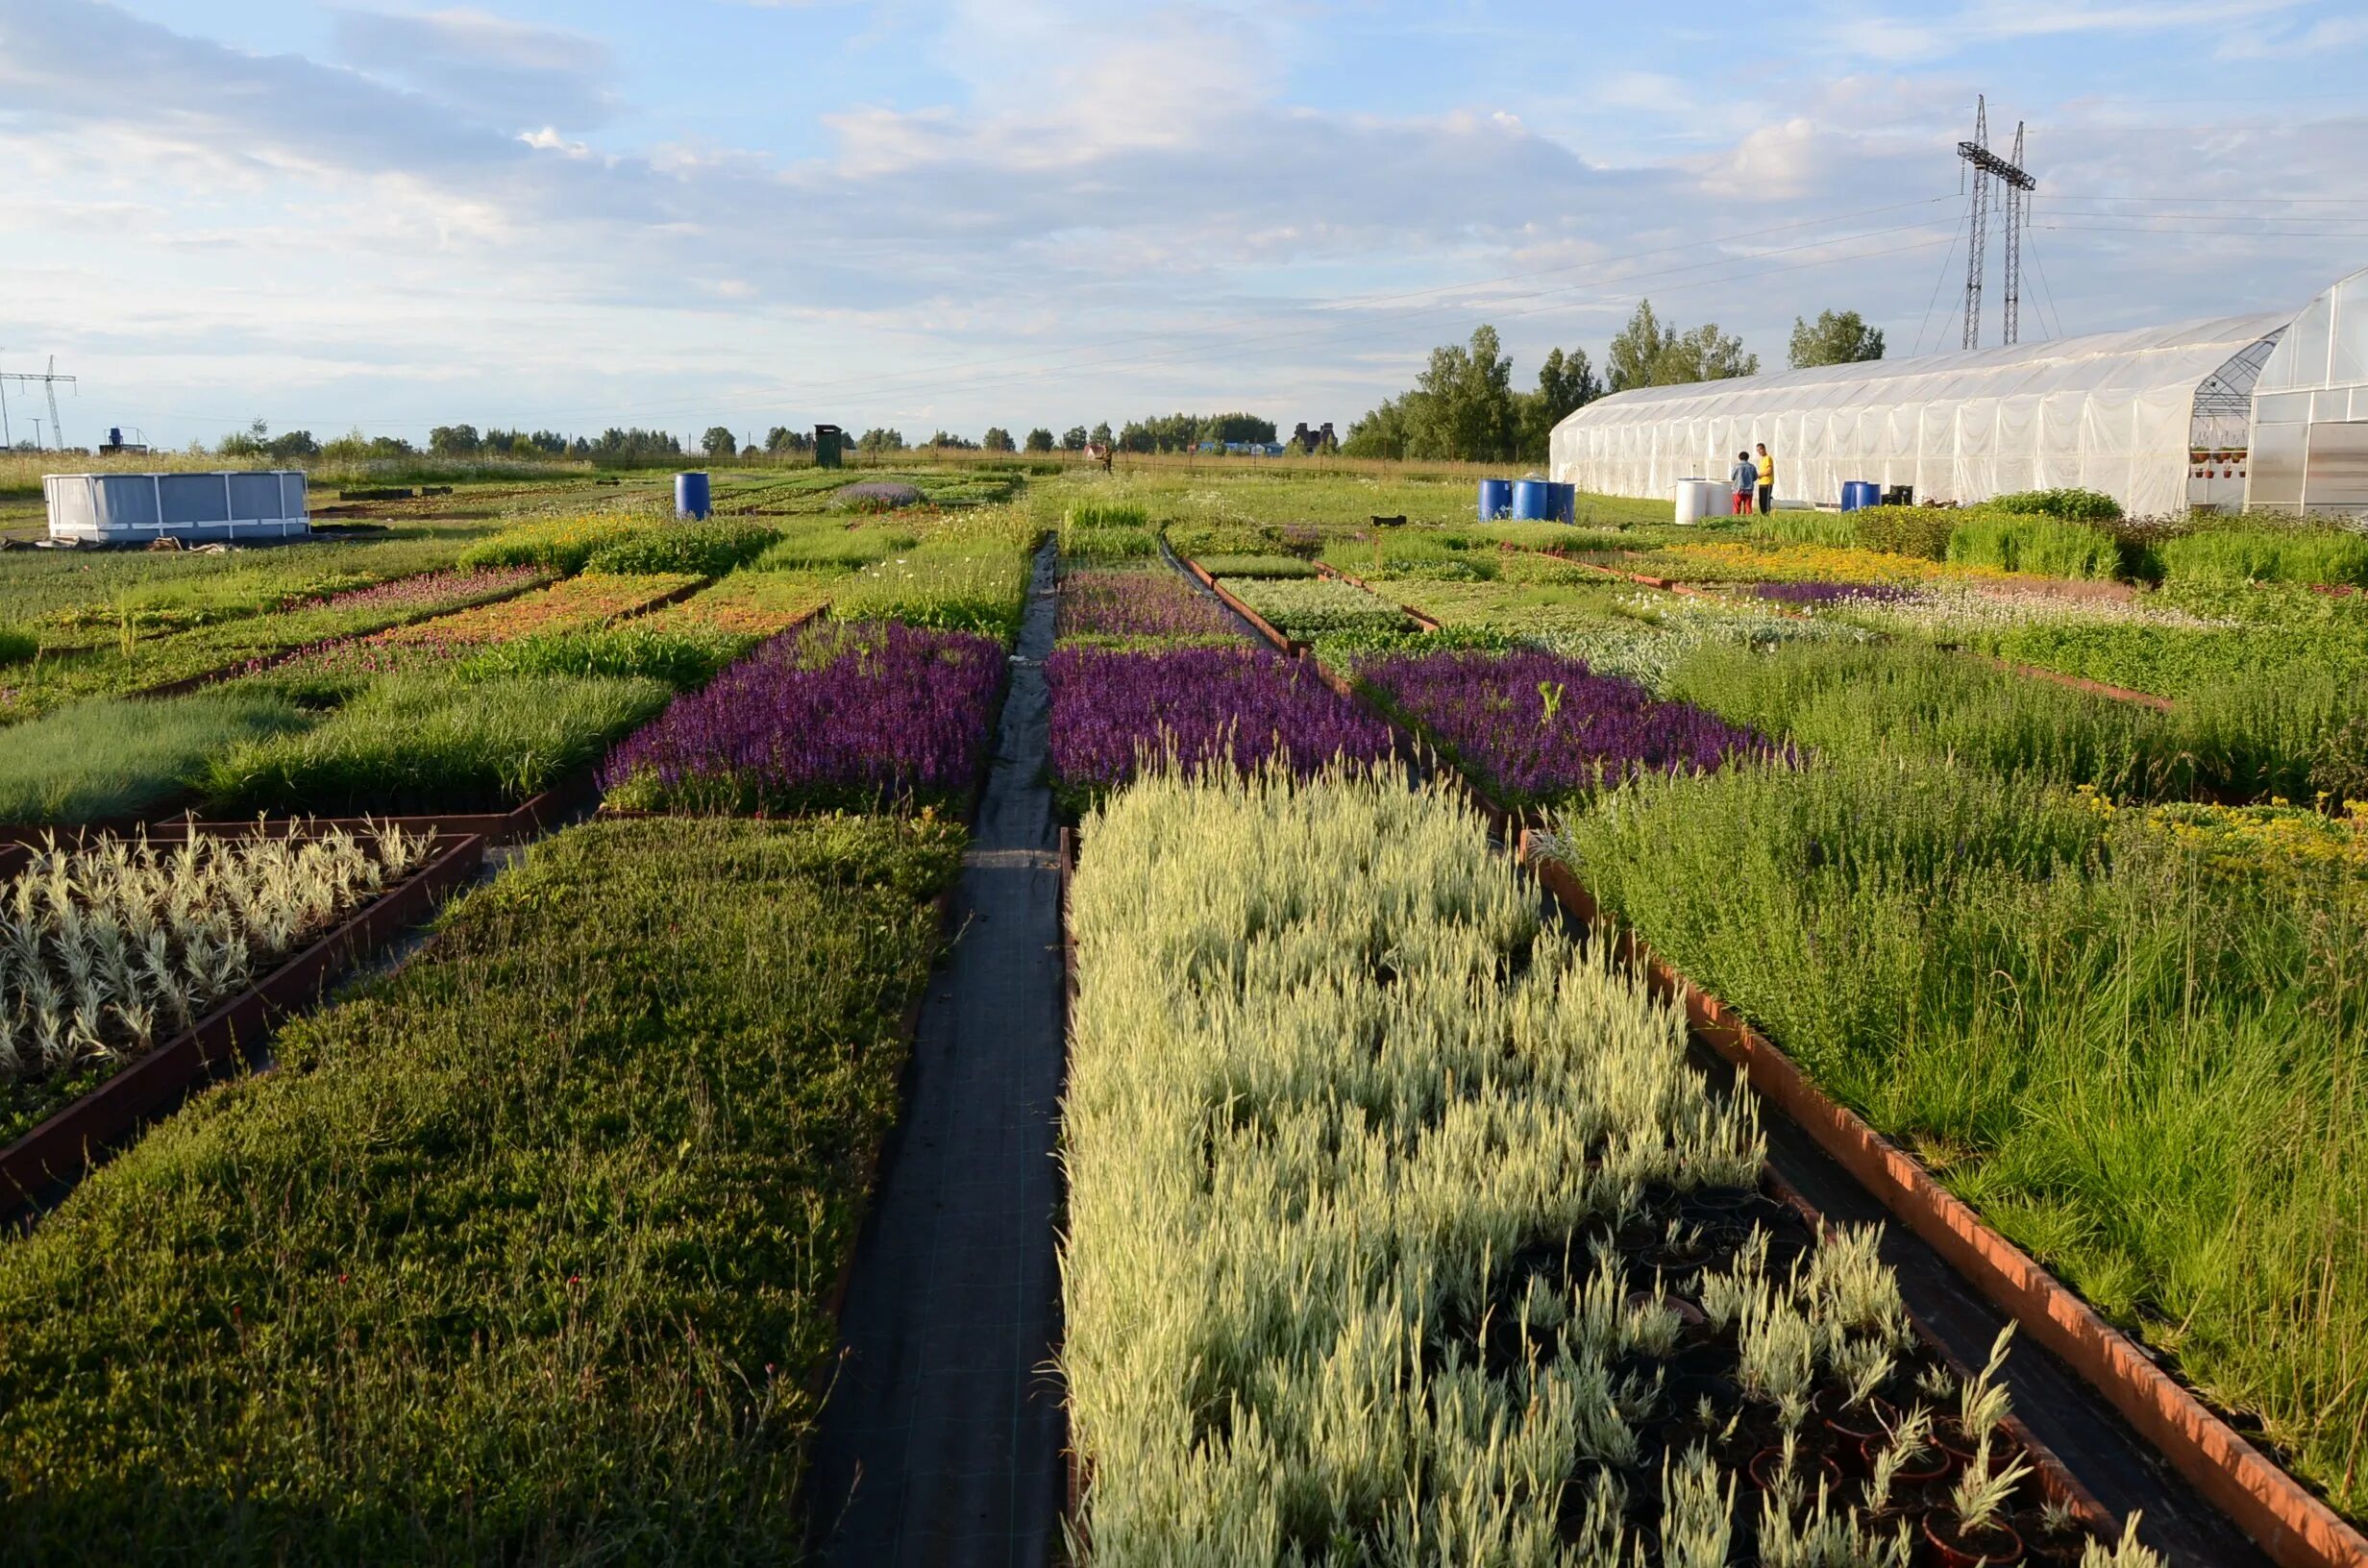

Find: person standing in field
<box><xmin>1755</xmin><ymin>442</ymin><xmax>1775</xmax><ymax>515</ymax></box>
<box><xmin>1730</xmin><ymin>451</ymin><xmax>1759</xmax><ymax>516</ymax></box>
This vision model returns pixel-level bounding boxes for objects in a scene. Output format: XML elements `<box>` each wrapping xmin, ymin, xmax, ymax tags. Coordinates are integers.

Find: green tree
<box><xmin>856</xmin><ymin>428</ymin><xmax>906</xmax><ymax>454</ymax></box>
<box><xmin>1339</xmin><ymin>396</ymin><xmax>1412</xmax><ymax>460</ymax></box>
<box><xmin>764</xmin><ymin>426</ymin><xmax>809</xmax><ymax>455</ymax></box>
<box><xmin>701</xmin><ymin>426</ymin><xmax>738</xmax><ymax>459</ymax></box>
<box><xmin>429</xmin><ymin>424</ymin><xmax>482</xmax><ymax>457</ymax></box>
<box><xmin>1788</xmin><ymin>308</ymin><xmax>1886</xmax><ymax>368</ymax></box>
<box><xmin>1401</xmin><ymin>325</ymin><xmax>1517</xmax><ymax>461</ymax></box>
<box><xmin>1607</xmin><ymin>301</ymin><xmax>1757</xmax><ymax>389</ymax></box>
<box><xmin>982</xmin><ymin>427</ymin><xmax>1016</xmax><ymax>453</ymax></box>
<box><xmin>1517</xmin><ymin>346</ymin><xmax>1600</xmax><ymax>461</ymax></box>
<box><xmin>1089</xmin><ymin>420</ymin><xmax>1113</xmax><ymax>448</ymax></box>
<box><xmin>265</xmin><ymin>429</ymin><xmax>320</xmax><ymax>461</ymax></box>
<box><xmin>1024</xmin><ymin>428</ymin><xmax>1055</xmax><ymax>453</ymax></box>
<box><xmin>1060</xmin><ymin>426</ymin><xmax>1089</xmax><ymax>452</ymax></box>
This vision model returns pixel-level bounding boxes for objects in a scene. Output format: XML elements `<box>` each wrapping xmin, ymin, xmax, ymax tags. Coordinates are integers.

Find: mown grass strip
<box><xmin>0</xmin><ymin>814</ymin><xmax>962</xmax><ymax>1561</ymax></box>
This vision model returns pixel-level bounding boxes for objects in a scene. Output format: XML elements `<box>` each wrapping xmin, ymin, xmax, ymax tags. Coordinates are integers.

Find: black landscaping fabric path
<box><xmin>805</xmin><ymin>541</ymin><xmax>1067</xmax><ymax>1568</ymax></box>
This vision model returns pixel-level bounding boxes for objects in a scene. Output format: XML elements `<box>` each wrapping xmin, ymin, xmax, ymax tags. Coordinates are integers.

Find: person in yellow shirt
<box><xmin>1754</xmin><ymin>443</ymin><xmax>1775</xmax><ymax>515</ymax></box>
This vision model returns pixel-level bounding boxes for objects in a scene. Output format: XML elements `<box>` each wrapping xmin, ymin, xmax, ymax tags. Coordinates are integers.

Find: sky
<box><xmin>2</xmin><ymin>0</ymin><xmax>2365</xmax><ymax>452</ymax></box>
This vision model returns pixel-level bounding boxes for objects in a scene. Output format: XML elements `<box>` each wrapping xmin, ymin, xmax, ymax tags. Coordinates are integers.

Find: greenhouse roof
<box><xmin>1563</xmin><ymin>313</ymin><xmax>2292</xmax><ymax>425</ymax></box>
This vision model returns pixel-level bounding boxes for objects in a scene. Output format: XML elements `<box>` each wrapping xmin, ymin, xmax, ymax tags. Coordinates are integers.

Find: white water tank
<box><xmin>1672</xmin><ymin>478</ymin><xmax>1727</xmax><ymax>526</ymax></box>
<box><xmin>44</xmin><ymin>471</ymin><xmax>310</xmax><ymax>544</ymax></box>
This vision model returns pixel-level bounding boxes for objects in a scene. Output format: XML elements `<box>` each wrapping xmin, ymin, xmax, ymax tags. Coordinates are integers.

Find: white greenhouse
<box><xmin>1549</xmin><ymin>265</ymin><xmax>2368</xmax><ymax>519</ymax></box>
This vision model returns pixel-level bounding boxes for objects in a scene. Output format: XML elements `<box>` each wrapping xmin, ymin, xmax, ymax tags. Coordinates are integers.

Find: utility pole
<box><xmin>1958</xmin><ymin>97</ymin><xmax>2036</xmax><ymax>349</ymax></box>
<box><xmin>0</xmin><ymin>353</ymin><xmax>78</xmax><ymax>451</ymax></box>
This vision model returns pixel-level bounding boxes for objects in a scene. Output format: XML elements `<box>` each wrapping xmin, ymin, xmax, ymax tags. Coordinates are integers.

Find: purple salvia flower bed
<box><xmin>1356</xmin><ymin>649</ymin><xmax>1787</xmax><ymax>807</ymax></box>
<box><xmin>1045</xmin><ymin>644</ymin><xmax>1392</xmax><ymax>810</ymax></box>
<box><xmin>601</xmin><ymin>619</ymin><xmax>1004</xmax><ymax>814</ymax></box>
<box><xmin>1056</xmin><ymin>570</ymin><xmax>1242</xmax><ymax>643</ymax></box>
<box><xmin>1751</xmin><ymin>580</ymin><xmax>1916</xmax><ymax>606</ymax></box>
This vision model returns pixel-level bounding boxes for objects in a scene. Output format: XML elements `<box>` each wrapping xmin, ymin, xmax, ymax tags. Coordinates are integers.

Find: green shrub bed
<box><xmin>0</xmin><ymin>815</ymin><xmax>962</xmax><ymax>1559</ymax></box>
<box><xmin>200</xmin><ymin>671</ymin><xmax>670</xmax><ymax>815</ymax></box>
<box><xmin>0</xmin><ymin>688</ymin><xmax>314</xmax><ymax>824</ymax></box>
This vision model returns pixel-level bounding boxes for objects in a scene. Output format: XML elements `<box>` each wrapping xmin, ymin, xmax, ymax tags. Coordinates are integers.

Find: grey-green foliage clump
<box><xmin>1061</xmin><ymin>766</ymin><xmax>1781</xmax><ymax>1559</ymax></box>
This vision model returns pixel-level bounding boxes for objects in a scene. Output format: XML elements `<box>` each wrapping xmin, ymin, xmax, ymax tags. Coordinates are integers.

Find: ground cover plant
<box><xmin>826</xmin><ymin>508</ymin><xmax>1040</xmax><ymax>642</ymax></box>
<box><xmin>635</xmin><ymin>572</ymin><xmax>830</xmax><ymax>637</ymax></box>
<box><xmin>1063</xmin><ymin>766</ymin><xmax>2144</xmax><ymax>1566</ymax></box>
<box><xmin>0</xmin><ymin>565</ymin><xmax>554</xmax><ymax>724</ymax></box>
<box><xmin>1053</xmin><ymin>568</ymin><xmax>1241</xmax><ymax>646</ymax></box>
<box><xmin>456</xmin><ymin>511</ymin><xmax>664</xmax><ymax>575</ymax></box>
<box><xmin>0</xmin><ymin>530</ymin><xmax>491</xmax><ymax>632</ymax></box>
<box><xmin>1548</xmin><ymin>755</ymin><xmax>2368</xmax><ymax>1517</ymax></box>
<box><xmin>1319</xmin><ymin>529</ymin><xmax>1499</xmax><ymax>580</ymax></box>
<box><xmin>752</xmin><ymin>522</ymin><xmax>918</xmax><ymax>574</ymax></box>
<box><xmin>1644</xmin><ymin>539</ymin><xmax>2029</xmax><ymax>587</ymax></box>
<box><xmin>376</xmin><ymin>571</ymin><xmax>700</xmax><ymax>647</ymax></box>
<box><xmin>602</xmin><ymin>620</ymin><xmax>1004</xmax><ymax>816</ymax></box>
<box><xmin>1187</xmin><ymin>552</ymin><xmax>1315</xmax><ymax>577</ymax></box>
<box><xmin>0</xmin><ymin>814</ymin><xmax>962</xmax><ymax>1560</ymax></box>
<box><xmin>200</xmin><ymin>671</ymin><xmax>670</xmax><ymax>816</ymax></box>
<box><xmin>1220</xmin><ymin>575</ymin><xmax>1409</xmax><ymax>637</ymax></box>
<box><xmin>0</xmin><ymin>688</ymin><xmax>314</xmax><ymax>825</ymax></box>
<box><xmin>1358</xmin><ymin>648</ymin><xmax>1783</xmax><ymax>808</ymax></box>
<box><xmin>456</xmin><ymin>623</ymin><xmax>756</xmax><ymax>690</ymax></box>
<box><xmin>1042</xmin><ymin>646</ymin><xmax>1390</xmax><ymax>812</ymax></box>
<box><xmin>0</xmin><ymin>823</ymin><xmax>439</xmax><ymax>1143</ymax></box>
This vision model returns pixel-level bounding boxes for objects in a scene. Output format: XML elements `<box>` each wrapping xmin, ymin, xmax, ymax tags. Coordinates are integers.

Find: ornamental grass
<box><xmin>601</xmin><ymin>620</ymin><xmax>1004</xmax><ymax>816</ymax></box>
<box><xmin>1357</xmin><ymin>648</ymin><xmax>1787</xmax><ymax>807</ymax></box>
<box><xmin>1043</xmin><ymin>645</ymin><xmax>1391</xmax><ymax>812</ymax></box>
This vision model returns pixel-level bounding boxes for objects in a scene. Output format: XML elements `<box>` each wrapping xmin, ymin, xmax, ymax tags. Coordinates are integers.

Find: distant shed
<box><xmin>44</xmin><ymin>470</ymin><xmax>310</xmax><ymax>544</ymax></box>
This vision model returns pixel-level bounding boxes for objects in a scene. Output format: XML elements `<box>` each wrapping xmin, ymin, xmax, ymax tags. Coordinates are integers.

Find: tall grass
<box><xmin>200</xmin><ymin>671</ymin><xmax>669</xmax><ymax>814</ymax></box>
<box><xmin>2158</xmin><ymin>524</ymin><xmax>2368</xmax><ymax>587</ymax></box>
<box><xmin>1750</xmin><ymin>511</ymin><xmax>1861</xmax><ymax>549</ymax></box>
<box><xmin>0</xmin><ymin>688</ymin><xmax>312</xmax><ymax>823</ymax></box>
<box><xmin>1552</xmin><ymin>757</ymin><xmax>2368</xmax><ymax>1516</ymax></box>
<box><xmin>1945</xmin><ymin>514</ymin><xmax>2118</xmax><ymax>579</ymax></box>
<box><xmin>0</xmin><ymin>815</ymin><xmax>962</xmax><ymax>1558</ymax></box>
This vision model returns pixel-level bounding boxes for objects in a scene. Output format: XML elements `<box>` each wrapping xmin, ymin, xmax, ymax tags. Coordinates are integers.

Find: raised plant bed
<box><xmin>0</xmin><ymin>830</ymin><xmax>486</xmax><ymax>1217</ymax></box>
<box><xmin>1177</xmin><ymin>556</ymin><xmax>1302</xmax><ymax>654</ymax></box>
<box><xmin>1310</xmin><ymin>561</ymin><xmax>1446</xmax><ymax>630</ymax></box>
<box><xmin>1517</xmin><ymin>829</ymin><xmax>2368</xmax><ymax>1568</ymax></box>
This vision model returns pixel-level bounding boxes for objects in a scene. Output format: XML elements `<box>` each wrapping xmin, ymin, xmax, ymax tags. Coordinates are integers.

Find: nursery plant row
<box><xmin>1044</xmin><ymin>541</ymin><xmax>2367</xmax><ymax>1550</ymax></box>
<box><xmin>1061</xmin><ymin>765</ymin><xmax>2162</xmax><ymax>1567</ymax></box>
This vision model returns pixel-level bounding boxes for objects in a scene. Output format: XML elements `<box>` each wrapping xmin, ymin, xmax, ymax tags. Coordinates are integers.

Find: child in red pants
<box><xmin>1730</xmin><ymin>451</ymin><xmax>1758</xmax><ymax>515</ymax></box>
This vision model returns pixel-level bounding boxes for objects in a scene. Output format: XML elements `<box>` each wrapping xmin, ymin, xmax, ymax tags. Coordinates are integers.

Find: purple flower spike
<box><xmin>601</xmin><ymin>620</ymin><xmax>1004</xmax><ymax>814</ymax></box>
<box><xmin>1046</xmin><ymin>645</ymin><xmax>1392</xmax><ymax>802</ymax></box>
<box><xmin>1356</xmin><ymin>649</ymin><xmax>1788</xmax><ymax>807</ymax></box>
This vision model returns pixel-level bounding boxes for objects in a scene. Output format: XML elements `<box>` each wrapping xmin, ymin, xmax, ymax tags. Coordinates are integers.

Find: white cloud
<box><xmin>333</xmin><ymin>7</ymin><xmax>619</xmax><ymax>130</ymax></box>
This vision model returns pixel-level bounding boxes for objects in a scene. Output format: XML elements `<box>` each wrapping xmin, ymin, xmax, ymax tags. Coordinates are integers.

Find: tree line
<box><xmin>1341</xmin><ymin>304</ymin><xmax>1884</xmax><ymax>463</ymax></box>
<box><xmin>210</xmin><ymin>410</ymin><xmax>1292</xmax><ymax>464</ymax></box>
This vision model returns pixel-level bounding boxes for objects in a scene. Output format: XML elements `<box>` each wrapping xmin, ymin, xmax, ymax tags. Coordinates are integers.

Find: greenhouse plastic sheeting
<box><xmin>1551</xmin><ymin>314</ymin><xmax>2287</xmax><ymax>519</ymax></box>
<box><xmin>2248</xmin><ymin>265</ymin><xmax>2368</xmax><ymax>512</ymax></box>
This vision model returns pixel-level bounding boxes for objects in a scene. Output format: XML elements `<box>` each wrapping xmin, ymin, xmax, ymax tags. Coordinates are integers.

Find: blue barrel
<box><xmin>1478</xmin><ymin>478</ymin><xmax>1513</xmax><ymax>521</ymax></box>
<box><xmin>1511</xmin><ymin>478</ymin><xmax>1552</xmax><ymax>521</ymax></box>
<box><xmin>1840</xmin><ymin>479</ymin><xmax>1879</xmax><ymax>513</ymax></box>
<box><xmin>1549</xmin><ymin>481</ymin><xmax>1577</xmax><ymax>524</ymax></box>
<box><xmin>674</xmin><ymin>471</ymin><xmax>711</xmax><ymax>520</ymax></box>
